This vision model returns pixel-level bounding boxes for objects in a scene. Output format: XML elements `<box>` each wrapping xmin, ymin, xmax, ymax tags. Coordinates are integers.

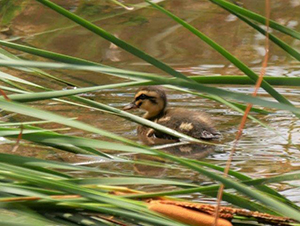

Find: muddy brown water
<box><xmin>0</xmin><ymin>0</ymin><xmax>300</xmax><ymax>205</ymax></box>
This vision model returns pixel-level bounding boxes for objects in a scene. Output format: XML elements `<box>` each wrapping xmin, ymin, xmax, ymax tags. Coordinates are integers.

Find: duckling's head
<box><xmin>124</xmin><ymin>86</ymin><xmax>167</xmax><ymax>119</ymax></box>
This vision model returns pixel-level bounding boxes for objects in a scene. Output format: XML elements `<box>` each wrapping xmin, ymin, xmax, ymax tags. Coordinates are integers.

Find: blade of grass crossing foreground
<box><xmin>12</xmin><ymin>0</ymin><xmax>296</xmax><ymax>112</ymax></box>
<box><xmin>1</xmin><ymin>41</ymin><xmax>300</xmax><ymax>86</ymax></box>
<box><xmin>0</xmin><ymin>82</ymin><xmax>278</xmax><ymax>146</ymax></box>
<box><xmin>0</xmin><ymin>99</ymin><xmax>149</xmax><ymax>150</ymax></box>
<box><xmin>0</xmin><ymin>40</ymin><xmax>292</xmax><ymax>118</ymax></box>
<box><xmin>123</xmin><ymin>185</ymin><xmax>279</xmax><ymax>215</ymax></box>
<box><xmin>165</xmin><ymin>157</ymin><xmax>300</xmax><ymax>220</ymax></box>
<box><xmin>166</xmin><ymin>85</ymin><xmax>280</xmax><ymax>136</ymax></box>
<box><xmin>145</xmin><ymin>0</ymin><xmax>296</xmax><ymax>112</ymax></box>
<box><xmin>209</xmin><ymin>0</ymin><xmax>300</xmax><ymax>40</ymax></box>
<box><xmin>246</xmin><ymin>173</ymin><xmax>300</xmax><ymax>186</ymax></box>
<box><xmin>0</xmin><ymin>127</ymin><xmax>151</xmax><ymax>155</ymax></box>
<box><xmin>0</xmin><ymin>41</ymin><xmax>104</xmax><ymax>67</ymax></box>
<box><xmin>0</xmin><ymin>74</ymin><xmax>215</xmax><ymax>146</ymax></box>
<box><xmin>0</xmin><ymin>60</ymin><xmax>274</xmax><ymax>137</ymax></box>
<box><xmin>0</xmin><ymin>41</ymin><xmax>274</xmax><ymax>116</ymax></box>
<box><xmin>0</xmin><ymin>99</ymin><xmax>299</xmax><ymax>220</ymax></box>
<box><xmin>0</xmin><ymin>163</ymin><xmax>148</xmax><ymax>212</ymax></box>
<box><xmin>191</xmin><ymin>160</ymin><xmax>300</xmax><ymax>210</ymax></box>
<box><xmin>0</xmin><ymin>84</ymin><xmax>218</xmax><ymax>145</ymax></box>
<box><xmin>64</xmin><ymin>203</ymin><xmax>187</xmax><ymax>226</ymax></box>
<box><xmin>191</xmin><ymin>75</ymin><xmax>300</xmax><ymax>86</ymax></box>
<box><xmin>1</xmin><ymin>60</ymin><xmax>300</xmax><ymax>114</ymax></box>
<box><xmin>0</xmin><ymin>153</ymin><xmax>108</xmax><ymax>173</ymax></box>
<box><xmin>34</xmin><ymin>0</ymin><xmax>194</xmax><ymax>83</ymax></box>
<box><xmin>68</xmin><ymin>177</ymin><xmax>197</xmax><ymax>187</ymax></box>
<box><xmin>213</xmin><ymin>3</ymin><xmax>300</xmax><ymax>61</ymax></box>
<box><xmin>0</xmin><ymin>165</ymin><xmax>185</xmax><ymax>226</ymax></box>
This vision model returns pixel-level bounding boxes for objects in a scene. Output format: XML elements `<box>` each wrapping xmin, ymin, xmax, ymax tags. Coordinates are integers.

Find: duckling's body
<box><xmin>124</xmin><ymin>86</ymin><xmax>220</xmax><ymax>145</ymax></box>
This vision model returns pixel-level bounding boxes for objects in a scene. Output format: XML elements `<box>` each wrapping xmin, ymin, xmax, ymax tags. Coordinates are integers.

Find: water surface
<box><xmin>0</xmin><ymin>0</ymin><xmax>300</xmax><ymax>205</ymax></box>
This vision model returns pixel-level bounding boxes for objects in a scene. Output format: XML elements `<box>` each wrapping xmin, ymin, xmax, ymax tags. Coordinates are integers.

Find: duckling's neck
<box><xmin>143</xmin><ymin>108</ymin><xmax>166</xmax><ymax>120</ymax></box>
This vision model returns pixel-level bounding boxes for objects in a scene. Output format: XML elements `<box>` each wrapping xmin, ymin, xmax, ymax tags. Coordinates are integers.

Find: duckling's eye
<box><xmin>139</xmin><ymin>94</ymin><xmax>147</xmax><ymax>99</ymax></box>
<box><xmin>136</xmin><ymin>94</ymin><xmax>148</xmax><ymax>101</ymax></box>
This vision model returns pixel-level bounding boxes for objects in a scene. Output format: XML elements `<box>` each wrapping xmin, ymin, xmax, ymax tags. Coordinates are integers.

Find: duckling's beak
<box><xmin>123</xmin><ymin>102</ymin><xmax>137</xmax><ymax>111</ymax></box>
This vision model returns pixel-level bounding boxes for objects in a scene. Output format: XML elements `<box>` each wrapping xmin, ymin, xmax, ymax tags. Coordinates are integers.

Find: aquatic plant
<box><xmin>0</xmin><ymin>0</ymin><xmax>299</xmax><ymax>225</ymax></box>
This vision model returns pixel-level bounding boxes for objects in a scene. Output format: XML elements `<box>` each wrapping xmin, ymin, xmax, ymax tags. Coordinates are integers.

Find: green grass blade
<box><xmin>0</xmin><ymin>163</ymin><xmax>148</xmax><ymax>211</ymax></box>
<box><xmin>212</xmin><ymin>2</ymin><xmax>300</xmax><ymax>61</ymax></box>
<box><xmin>6</xmin><ymin>81</ymin><xmax>141</xmax><ymax>103</ymax></box>
<box><xmin>0</xmin><ymin>183</ymin><xmax>64</xmax><ymax>196</ymax></box>
<box><xmin>0</xmin><ymin>127</ymin><xmax>150</xmax><ymax>155</ymax></box>
<box><xmin>154</xmin><ymin>157</ymin><xmax>300</xmax><ymax>220</ymax></box>
<box><xmin>34</xmin><ymin>0</ymin><xmax>193</xmax><ymax>82</ymax></box>
<box><xmin>65</xmin><ymin>203</ymin><xmax>187</xmax><ymax>226</ymax></box>
<box><xmin>68</xmin><ymin>177</ymin><xmax>197</xmax><ymax>187</ymax></box>
<box><xmin>0</xmin><ymin>83</ymin><xmax>219</xmax><ymax>145</ymax></box>
<box><xmin>0</xmin><ymin>99</ymin><xmax>143</xmax><ymax>147</ymax></box>
<box><xmin>0</xmin><ymin>153</ymin><xmax>102</xmax><ymax>173</ymax></box>
<box><xmin>4</xmin><ymin>41</ymin><xmax>299</xmax><ymax>87</ymax></box>
<box><xmin>108</xmin><ymin>0</ymin><xmax>134</xmax><ymax>10</ymax></box>
<box><xmin>0</xmin><ymin>40</ymin><xmax>272</xmax><ymax>115</ymax></box>
<box><xmin>0</xmin><ymin>41</ymin><xmax>103</xmax><ymax>67</ymax></box>
<box><xmin>191</xmin><ymin>160</ymin><xmax>299</xmax><ymax>210</ymax></box>
<box><xmin>0</xmin><ymin>95</ymin><xmax>299</xmax><ymax>219</ymax></box>
<box><xmin>0</xmin><ymin>119</ymin><xmax>61</xmax><ymax>126</ymax></box>
<box><xmin>246</xmin><ymin>173</ymin><xmax>300</xmax><ymax>186</ymax></box>
<box><xmin>0</xmin><ymin>208</ymin><xmax>56</xmax><ymax>226</ymax></box>
<box><xmin>210</xmin><ymin>0</ymin><xmax>300</xmax><ymax>39</ymax></box>
<box><xmin>0</xmin><ymin>47</ymin><xmax>76</xmax><ymax>87</ymax></box>
<box><xmin>202</xmin><ymin>190</ymin><xmax>279</xmax><ymax>215</ymax></box>
<box><xmin>123</xmin><ymin>185</ymin><xmax>279</xmax><ymax>215</ymax></box>
<box><xmin>0</xmin><ymin>124</ymin><xmax>114</xmax><ymax>157</ymax></box>
<box><xmin>0</xmin><ymin>40</ymin><xmax>283</xmax><ymax>116</ymax></box>
<box><xmin>1</xmin><ymin>60</ymin><xmax>300</xmax><ymax>114</ymax></box>
<box><xmin>0</xmin><ymin>164</ymin><xmax>184</xmax><ymax>226</ymax></box>
<box><xmin>191</xmin><ymin>75</ymin><xmax>300</xmax><ymax>86</ymax></box>
<box><xmin>146</xmin><ymin>0</ymin><xmax>295</xmax><ymax>109</ymax></box>
<box><xmin>166</xmin><ymin>85</ymin><xmax>278</xmax><ymax>136</ymax></box>
<box><xmin>0</xmin><ymin>71</ymin><xmax>42</xmax><ymax>88</ymax></box>
<box><xmin>0</xmin><ymin>80</ymin><xmax>283</xmax><ymax>147</ymax></box>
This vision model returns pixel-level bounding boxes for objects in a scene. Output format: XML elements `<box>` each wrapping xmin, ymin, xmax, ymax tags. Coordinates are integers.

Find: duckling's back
<box><xmin>154</xmin><ymin>108</ymin><xmax>220</xmax><ymax>140</ymax></box>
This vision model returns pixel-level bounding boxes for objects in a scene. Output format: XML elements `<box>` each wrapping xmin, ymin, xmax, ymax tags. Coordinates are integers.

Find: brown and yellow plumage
<box><xmin>124</xmin><ymin>86</ymin><xmax>220</xmax><ymax>145</ymax></box>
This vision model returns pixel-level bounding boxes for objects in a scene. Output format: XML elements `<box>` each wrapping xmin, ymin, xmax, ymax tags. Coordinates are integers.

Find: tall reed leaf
<box><xmin>0</xmin><ymin>163</ymin><xmax>153</xmax><ymax>216</ymax></box>
<box><xmin>210</xmin><ymin>0</ymin><xmax>300</xmax><ymax>40</ymax></box>
<box><xmin>0</xmin><ymin>99</ymin><xmax>300</xmax><ymax>219</ymax></box>
<box><xmin>191</xmin><ymin>75</ymin><xmax>300</xmax><ymax>86</ymax></box>
<box><xmin>213</xmin><ymin>2</ymin><xmax>300</xmax><ymax>61</ymax></box>
<box><xmin>1</xmin><ymin>60</ymin><xmax>300</xmax><ymax>115</ymax></box>
<box><xmin>34</xmin><ymin>0</ymin><xmax>193</xmax><ymax>82</ymax></box>
<box><xmin>0</xmin><ymin>153</ymin><xmax>113</xmax><ymax>173</ymax></box>
<box><xmin>0</xmin><ymin>41</ymin><xmax>278</xmax><ymax>117</ymax></box>
<box><xmin>145</xmin><ymin>0</ymin><xmax>295</xmax><ymax>109</ymax></box>
<box><xmin>161</xmin><ymin>158</ymin><xmax>300</xmax><ymax>220</ymax></box>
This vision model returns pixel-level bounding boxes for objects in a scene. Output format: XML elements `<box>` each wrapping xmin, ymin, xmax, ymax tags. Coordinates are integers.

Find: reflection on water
<box><xmin>155</xmin><ymin>142</ymin><xmax>217</xmax><ymax>159</ymax></box>
<box><xmin>0</xmin><ymin>0</ymin><xmax>300</xmax><ymax>204</ymax></box>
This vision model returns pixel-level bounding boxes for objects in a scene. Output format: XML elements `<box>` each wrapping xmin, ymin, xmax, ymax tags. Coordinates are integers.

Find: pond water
<box><xmin>0</xmin><ymin>0</ymin><xmax>300</xmax><ymax>205</ymax></box>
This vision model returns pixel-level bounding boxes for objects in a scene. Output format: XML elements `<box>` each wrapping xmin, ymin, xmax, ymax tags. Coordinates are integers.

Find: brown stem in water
<box><xmin>0</xmin><ymin>89</ymin><xmax>10</xmax><ymax>101</ymax></box>
<box><xmin>12</xmin><ymin>125</ymin><xmax>23</xmax><ymax>152</ymax></box>
<box><xmin>213</xmin><ymin>1</ymin><xmax>271</xmax><ymax>225</ymax></box>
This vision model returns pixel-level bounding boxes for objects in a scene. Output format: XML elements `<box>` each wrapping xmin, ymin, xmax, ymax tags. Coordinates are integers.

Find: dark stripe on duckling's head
<box><xmin>135</xmin><ymin>86</ymin><xmax>167</xmax><ymax>108</ymax></box>
<box><xmin>135</xmin><ymin>93</ymin><xmax>155</xmax><ymax>101</ymax></box>
<box><xmin>133</xmin><ymin>86</ymin><xmax>167</xmax><ymax>119</ymax></box>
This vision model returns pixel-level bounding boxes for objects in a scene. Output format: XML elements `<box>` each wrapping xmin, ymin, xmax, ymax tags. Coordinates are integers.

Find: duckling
<box><xmin>124</xmin><ymin>86</ymin><xmax>220</xmax><ymax>145</ymax></box>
